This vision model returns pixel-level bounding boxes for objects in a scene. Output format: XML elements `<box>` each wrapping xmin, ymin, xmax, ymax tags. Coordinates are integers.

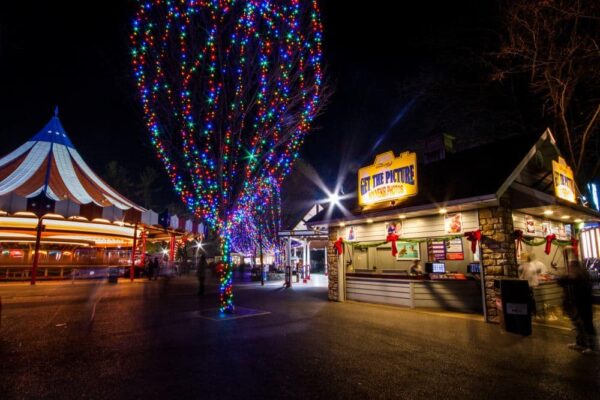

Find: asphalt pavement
<box><xmin>0</xmin><ymin>274</ymin><xmax>598</xmax><ymax>400</ymax></box>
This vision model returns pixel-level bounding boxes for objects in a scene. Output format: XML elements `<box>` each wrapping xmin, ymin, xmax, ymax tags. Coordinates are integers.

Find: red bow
<box><xmin>513</xmin><ymin>229</ymin><xmax>524</xmax><ymax>253</ymax></box>
<box><xmin>571</xmin><ymin>237</ymin><xmax>579</xmax><ymax>257</ymax></box>
<box><xmin>386</xmin><ymin>233</ymin><xmax>399</xmax><ymax>256</ymax></box>
<box><xmin>334</xmin><ymin>237</ymin><xmax>343</xmax><ymax>255</ymax></box>
<box><xmin>544</xmin><ymin>234</ymin><xmax>556</xmax><ymax>255</ymax></box>
<box><xmin>464</xmin><ymin>230</ymin><xmax>482</xmax><ymax>253</ymax></box>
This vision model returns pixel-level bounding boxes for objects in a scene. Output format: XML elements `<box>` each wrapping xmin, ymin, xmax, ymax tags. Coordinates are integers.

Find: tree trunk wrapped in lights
<box><xmin>131</xmin><ymin>0</ymin><xmax>327</xmax><ymax>313</ymax></box>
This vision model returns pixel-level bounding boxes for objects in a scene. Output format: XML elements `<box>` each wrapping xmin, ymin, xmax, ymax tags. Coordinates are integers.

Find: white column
<box><xmin>287</xmin><ymin>237</ymin><xmax>292</xmax><ymax>266</ymax></box>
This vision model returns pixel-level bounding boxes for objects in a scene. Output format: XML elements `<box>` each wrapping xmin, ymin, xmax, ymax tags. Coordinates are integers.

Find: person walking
<box><xmin>148</xmin><ymin>256</ymin><xmax>156</xmax><ymax>281</ymax></box>
<box><xmin>558</xmin><ymin>258</ymin><xmax>597</xmax><ymax>355</ymax></box>
<box><xmin>197</xmin><ymin>254</ymin><xmax>207</xmax><ymax>296</ymax></box>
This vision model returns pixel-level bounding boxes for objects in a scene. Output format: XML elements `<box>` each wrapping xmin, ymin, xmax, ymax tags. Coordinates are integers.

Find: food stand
<box><xmin>308</xmin><ymin>130</ymin><xmax>600</xmax><ymax>322</ymax></box>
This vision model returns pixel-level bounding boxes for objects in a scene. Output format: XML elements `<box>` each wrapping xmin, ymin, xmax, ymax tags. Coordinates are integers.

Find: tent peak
<box><xmin>30</xmin><ymin>112</ymin><xmax>75</xmax><ymax>149</ymax></box>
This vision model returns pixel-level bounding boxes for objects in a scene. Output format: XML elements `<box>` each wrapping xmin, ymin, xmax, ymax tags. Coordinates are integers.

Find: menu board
<box><xmin>428</xmin><ymin>238</ymin><xmax>465</xmax><ymax>261</ymax></box>
<box><xmin>445</xmin><ymin>238</ymin><xmax>465</xmax><ymax>260</ymax></box>
<box><xmin>429</xmin><ymin>240</ymin><xmax>446</xmax><ymax>261</ymax></box>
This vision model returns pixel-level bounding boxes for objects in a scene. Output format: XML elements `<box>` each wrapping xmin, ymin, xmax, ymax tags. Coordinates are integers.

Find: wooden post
<box><xmin>140</xmin><ymin>231</ymin><xmax>147</xmax><ymax>266</ymax></box>
<box><xmin>31</xmin><ymin>217</ymin><xmax>44</xmax><ymax>285</ymax></box>
<box><xmin>130</xmin><ymin>223</ymin><xmax>138</xmax><ymax>282</ymax></box>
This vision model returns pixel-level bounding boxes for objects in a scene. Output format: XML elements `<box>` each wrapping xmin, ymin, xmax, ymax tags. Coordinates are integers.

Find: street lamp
<box><xmin>328</xmin><ymin>192</ymin><xmax>341</xmax><ymax>207</ymax></box>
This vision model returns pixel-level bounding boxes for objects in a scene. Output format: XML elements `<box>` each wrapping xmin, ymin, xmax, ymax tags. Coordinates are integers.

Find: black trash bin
<box><xmin>108</xmin><ymin>267</ymin><xmax>119</xmax><ymax>284</ymax></box>
<box><xmin>494</xmin><ymin>278</ymin><xmax>531</xmax><ymax>336</ymax></box>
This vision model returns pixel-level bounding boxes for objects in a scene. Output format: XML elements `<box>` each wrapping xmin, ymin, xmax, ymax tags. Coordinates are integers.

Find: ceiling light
<box><xmin>438</xmin><ymin>208</ymin><xmax>447</xmax><ymax>214</ymax></box>
<box><xmin>366</xmin><ymin>218</ymin><xmax>374</xmax><ymax>223</ymax></box>
<box><xmin>543</xmin><ymin>210</ymin><xmax>554</xmax><ymax>215</ymax></box>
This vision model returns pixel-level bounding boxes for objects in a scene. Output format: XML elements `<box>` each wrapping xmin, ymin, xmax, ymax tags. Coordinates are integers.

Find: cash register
<box><xmin>425</xmin><ymin>262</ymin><xmax>446</xmax><ymax>274</ymax></box>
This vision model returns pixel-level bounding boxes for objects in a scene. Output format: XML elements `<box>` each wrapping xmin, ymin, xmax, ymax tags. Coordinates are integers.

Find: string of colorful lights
<box><xmin>131</xmin><ymin>0</ymin><xmax>325</xmax><ymax>312</ymax></box>
<box><xmin>230</xmin><ymin>176</ymin><xmax>282</xmax><ymax>256</ymax></box>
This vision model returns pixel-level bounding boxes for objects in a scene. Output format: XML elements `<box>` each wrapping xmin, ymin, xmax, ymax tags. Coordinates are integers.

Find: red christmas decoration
<box><xmin>464</xmin><ymin>230</ymin><xmax>482</xmax><ymax>253</ymax></box>
<box><xmin>386</xmin><ymin>233</ymin><xmax>399</xmax><ymax>257</ymax></box>
<box><xmin>544</xmin><ymin>234</ymin><xmax>557</xmax><ymax>255</ymax></box>
<box><xmin>334</xmin><ymin>237</ymin><xmax>344</xmax><ymax>255</ymax></box>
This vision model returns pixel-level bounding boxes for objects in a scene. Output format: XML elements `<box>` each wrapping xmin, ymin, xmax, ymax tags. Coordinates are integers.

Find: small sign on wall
<box><xmin>395</xmin><ymin>242</ymin><xmax>420</xmax><ymax>260</ymax></box>
<box><xmin>445</xmin><ymin>238</ymin><xmax>465</xmax><ymax>260</ymax></box>
<box><xmin>345</xmin><ymin>226</ymin><xmax>356</xmax><ymax>241</ymax></box>
<box><xmin>386</xmin><ymin>221</ymin><xmax>403</xmax><ymax>237</ymax></box>
<box><xmin>445</xmin><ymin>213</ymin><xmax>463</xmax><ymax>234</ymax></box>
<box><xmin>525</xmin><ymin>216</ymin><xmax>536</xmax><ymax>234</ymax></box>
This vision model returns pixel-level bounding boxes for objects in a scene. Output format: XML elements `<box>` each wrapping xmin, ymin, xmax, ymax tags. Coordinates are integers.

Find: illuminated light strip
<box><xmin>0</xmin><ymin>239</ymin><xmax>92</xmax><ymax>246</ymax></box>
<box><xmin>69</xmin><ymin>149</ymin><xmax>139</xmax><ymax>210</ymax></box>
<box><xmin>0</xmin><ymin>216</ymin><xmax>135</xmax><ymax>237</ymax></box>
<box><xmin>0</xmin><ymin>142</ymin><xmax>51</xmax><ymax>195</ymax></box>
<box><xmin>0</xmin><ymin>141</ymin><xmax>34</xmax><ymax>168</ymax></box>
<box><xmin>25</xmin><ymin>184</ymin><xmax>62</xmax><ymax>201</ymax></box>
<box><xmin>590</xmin><ymin>229</ymin><xmax>599</xmax><ymax>257</ymax></box>
<box><xmin>582</xmin><ymin>231</ymin><xmax>590</xmax><ymax>259</ymax></box>
<box><xmin>52</xmin><ymin>144</ymin><xmax>95</xmax><ymax>204</ymax></box>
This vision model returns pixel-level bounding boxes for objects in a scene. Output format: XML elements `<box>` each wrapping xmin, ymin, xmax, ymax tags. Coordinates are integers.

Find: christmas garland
<box><xmin>513</xmin><ymin>229</ymin><xmax>579</xmax><ymax>256</ymax></box>
<box><xmin>342</xmin><ymin>234</ymin><xmax>464</xmax><ymax>250</ymax></box>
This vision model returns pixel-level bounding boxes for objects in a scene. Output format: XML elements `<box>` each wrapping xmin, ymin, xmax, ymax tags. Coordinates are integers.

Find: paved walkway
<box><xmin>0</xmin><ymin>276</ymin><xmax>598</xmax><ymax>399</ymax></box>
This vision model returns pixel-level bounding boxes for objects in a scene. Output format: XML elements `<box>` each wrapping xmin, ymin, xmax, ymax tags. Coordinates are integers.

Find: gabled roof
<box><xmin>307</xmin><ymin>130</ymin><xmax>589</xmax><ymax>225</ymax></box>
<box><xmin>281</xmin><ymin>204</ymin><xmax>324</xmax><ymax>232</ymax></box>
<box><xmin>0</xmin><ymin>112</ymin><xmax>144</xmax><ymax>211</ymax></box>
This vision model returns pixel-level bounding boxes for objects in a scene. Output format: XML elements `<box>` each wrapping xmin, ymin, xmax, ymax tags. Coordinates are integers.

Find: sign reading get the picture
<box><xmin>358</xmin><ymin>151</ymin><xmax>418</xmax><ymax>206</ymax></box>
<box><xmin>552</xmin><ymin>156</ymin><xmax>576</xmax><ymax>203</ymax></box>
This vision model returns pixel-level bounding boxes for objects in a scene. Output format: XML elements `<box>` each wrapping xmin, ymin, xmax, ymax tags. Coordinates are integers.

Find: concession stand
<box><xmin>307</xmin><ymin>129</ymin><xmax>600</xmax><ymax>323</ymax></box>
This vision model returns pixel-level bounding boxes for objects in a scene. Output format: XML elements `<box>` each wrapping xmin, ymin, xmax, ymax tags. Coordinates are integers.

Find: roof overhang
<box><xmin>510</xmin><ymin>182</ymin><xmax>600</xmax><ymax>222</ymax></box>
<box><xmin>307</xmin><ymin>194</ymin><xmax>498</xmax><ymax>228</ymax></box>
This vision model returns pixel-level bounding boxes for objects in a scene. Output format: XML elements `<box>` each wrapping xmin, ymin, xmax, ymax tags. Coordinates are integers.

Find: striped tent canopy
<box><xmin>0</xmin><ymin>111</ymin><xmax>143</xmax><ymax>211</ymax></box>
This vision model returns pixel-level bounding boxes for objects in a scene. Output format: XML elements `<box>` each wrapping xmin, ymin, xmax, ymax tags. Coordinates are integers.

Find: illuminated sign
<box><xmin>358</xmin><ymin>151</ymin><xmax>418</xmax><ymax>206</ymax></box>
<box><xmin>552</xmin><ymin>157</ymin><xmax>576</xmax><ymax>203</ymax></box>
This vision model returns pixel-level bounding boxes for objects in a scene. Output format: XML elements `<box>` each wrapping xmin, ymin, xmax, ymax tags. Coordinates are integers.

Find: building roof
<box><xmin>308</xmin><ymin>132</ymin><xmax>544</xmax><ymax>225</ymax></box>
<box><xmin>0</xmin><ymin>112</ymin><xmax>144</xmax><ymax>211</ymax></box>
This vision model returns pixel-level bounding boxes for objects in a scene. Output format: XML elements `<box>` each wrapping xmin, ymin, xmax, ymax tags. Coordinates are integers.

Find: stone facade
<box><xmin>327</xmin><ymin>228</ymin><xmax>340</xmax><ymax>301</ymax></box>
<box><xmin>479</xmin><ymin>195</ymin><xmax>518</xmax><ymax>323</ymax></box>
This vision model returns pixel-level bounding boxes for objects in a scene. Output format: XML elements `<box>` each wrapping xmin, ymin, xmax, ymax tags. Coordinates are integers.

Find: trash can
<box><xmin>494</xmin><ymin>278</ymin><xmax>531</xmax><ymax>336</ymax></box>
<box><xmin>108</xmin><ymin>267</ymin><xmax>119</xmax><ymax>284</ymax></box>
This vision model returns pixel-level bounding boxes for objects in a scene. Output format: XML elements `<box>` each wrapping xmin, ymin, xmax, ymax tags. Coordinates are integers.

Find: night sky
<box><xmin>0</xmin><ymin>1</ymin><xmax>531</xmax><ymax>210</ymax></box>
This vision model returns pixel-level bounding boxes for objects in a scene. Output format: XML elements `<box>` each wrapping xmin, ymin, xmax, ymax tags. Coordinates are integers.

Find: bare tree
<box><xmin>495</xmin><ymin>0</ymin><xmax>600</xmax><ymax>182</ymax></box>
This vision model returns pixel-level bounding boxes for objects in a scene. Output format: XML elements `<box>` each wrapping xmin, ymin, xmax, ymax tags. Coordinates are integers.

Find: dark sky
<box><xmin>0</xmin><ymin>1</ymin><xmax>513</xmax><ymax>208</ymax></box>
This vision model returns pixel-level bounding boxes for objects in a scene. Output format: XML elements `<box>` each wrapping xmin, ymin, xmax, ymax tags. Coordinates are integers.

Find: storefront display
<box><xmin>312</xmin><ymin>130</ymin><xmax>600</xmax><ymax>322</ymax></box>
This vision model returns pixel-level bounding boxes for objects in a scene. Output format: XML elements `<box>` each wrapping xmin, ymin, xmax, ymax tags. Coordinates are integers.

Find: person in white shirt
<box><xmin>519</xmin><ymin>253</ymin><xmax>547</xmax><ymax>316</ymax></box>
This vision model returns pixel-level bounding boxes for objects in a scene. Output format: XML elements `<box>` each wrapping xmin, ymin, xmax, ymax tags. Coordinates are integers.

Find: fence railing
<box><xmin>0</xmin><ymin>265</ymin><xmax>129</xmax><ymax>281</ymax></box>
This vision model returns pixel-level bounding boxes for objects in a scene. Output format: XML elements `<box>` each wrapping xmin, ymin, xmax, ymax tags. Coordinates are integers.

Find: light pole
<box><xmin>31</xmin><ymin>216</ymin><xmax>45</xmax><ymax>285</ymax></box>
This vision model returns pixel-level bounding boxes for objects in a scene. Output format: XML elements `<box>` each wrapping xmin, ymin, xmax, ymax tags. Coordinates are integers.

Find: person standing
<box><xmin>197</xmin><ymin>254</ymin><xmax>207</xmax><ymax>296</ymax></box>
<box><xmin>558</xmin><ymin>259</ymin><xmax>597</xmax><ymax>354</ymax></box>
<box><xmin>148</xmin><ymin>256</ymin><xmax>156</xmax><ymax>281</ymax></box>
